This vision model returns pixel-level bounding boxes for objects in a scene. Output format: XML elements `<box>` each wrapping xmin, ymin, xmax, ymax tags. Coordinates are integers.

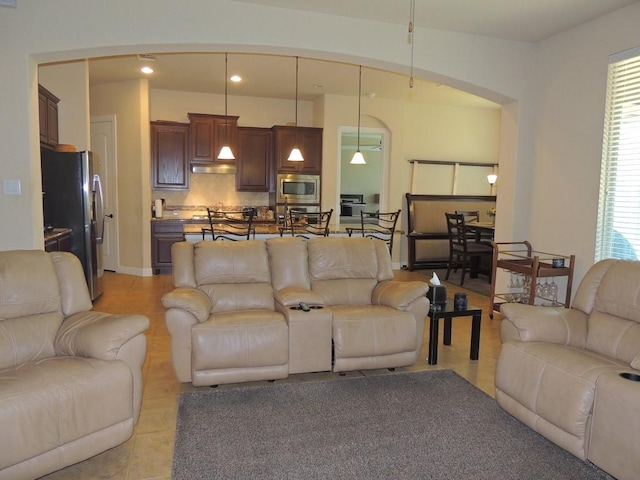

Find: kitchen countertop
<box><xmin>44</xmin><ymin>227</ymin><xmax>72</xmax><ymax>241</ymax></box>
<box><xmin>150</xmin><ymin>217</ymin><xmax>402</xmax><ymax>236</ymax></box>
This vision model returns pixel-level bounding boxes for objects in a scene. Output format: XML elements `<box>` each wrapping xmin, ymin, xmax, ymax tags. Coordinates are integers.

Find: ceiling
<box><xmin>85</xmin><ymin>1</ymin><xmax>638</xmax><ymax>108</ymax></box>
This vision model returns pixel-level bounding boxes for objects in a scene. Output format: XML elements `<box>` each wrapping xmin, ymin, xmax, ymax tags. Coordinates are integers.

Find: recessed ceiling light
<box><xmin>312</xmin><ymin>84</ymin><xmax>324</xmax><ymax>89</ymax></box>
<box><xmin>140</xmin><ymin>66</ymin><xmax>154</xmax><ymax>74</ymax></box>
<box><xmin>230</xmin><ymin>75</ymin><xmax>242</xmax><ymax>83</ymax></box>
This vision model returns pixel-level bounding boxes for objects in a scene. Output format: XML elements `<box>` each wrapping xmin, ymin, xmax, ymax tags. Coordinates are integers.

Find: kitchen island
<box><xmin>151</xmin><ymin>218</ymin><xmax>354</xmax><ymax>274</ymax></box>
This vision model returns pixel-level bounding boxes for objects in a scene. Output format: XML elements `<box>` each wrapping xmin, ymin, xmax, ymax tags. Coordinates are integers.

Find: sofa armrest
<box><xmin>161</xmin><ymin>287</ymin><xmax>211</xmax><ymax>323</ymax></box>
<box><xmin>500</xmin><ymin>303</ymin><xmax>588</xmax><ymax>347</ymax></box>
<box><xmin>54</xmin><ymin>310</ymin><xmax>149</xmax><ymax>360</ymax></box>
<box><xmin>274</xmin><ymin>286</ymin><xmax>324</xmax><ymax>308</ymax></box>
<box><xmin>372</xmin><ymin>280</ymin><xmax>428</xmax><ymax>310</ymax></box>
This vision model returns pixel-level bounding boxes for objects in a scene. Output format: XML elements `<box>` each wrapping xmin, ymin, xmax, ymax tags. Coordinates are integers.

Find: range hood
<box><xmin>191</xmin><ymin>163</ymin><xmax>236</xmax><ymax>174</ymax></box>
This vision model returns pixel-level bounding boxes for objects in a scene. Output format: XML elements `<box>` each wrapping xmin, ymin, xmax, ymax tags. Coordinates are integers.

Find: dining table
<box><xmin>464</xmin><ymin>221</ymin><xmax>495</xmax><ymax>242</ymax></box>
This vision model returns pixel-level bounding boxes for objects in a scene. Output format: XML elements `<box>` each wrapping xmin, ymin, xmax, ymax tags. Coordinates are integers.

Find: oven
<box><xmin>277</xmin><ymin>174</ymin><xmax>320</xmax><ymax>204</ymax></box>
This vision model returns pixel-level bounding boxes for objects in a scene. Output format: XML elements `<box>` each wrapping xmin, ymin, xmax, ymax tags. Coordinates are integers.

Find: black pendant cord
<box><xmin>294</xmin><ymin>56</ymin><xmax>299</xmax><ymax>147</ymax></box>
<box><xmin>357</xmin><ymin>65</ymin><xmax>362</xmax><ymax>151</ymax></box>
<box><xmin>409</xmin><ymin>0</ymin><xmax>415</xmax><ymax>88</ymax></box>
<box><xmin>224</xmin><ymin>53</ymin><xmax>229</xmax><ymax>142</ymax></box>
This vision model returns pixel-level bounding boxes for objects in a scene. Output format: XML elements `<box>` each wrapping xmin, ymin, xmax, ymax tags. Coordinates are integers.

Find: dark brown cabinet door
<box><xmin>151</xmin><ymin>121</ymin><xmax>190</xmax><ymax>190</ymax></box>
<box><xmin>272</xmin><ymin>126</ymin><xmax>322</xmax><ymax>174</ymax></box>
<box><xmin>38</xmin><ymin>85</ymin><xmax>59</xmax><ymax>148</ymax></box>
<box><xmin>188</xmin><ymin>113</ymin><xmax>239</xmax><ymax>166</ymax></box>
<box><xmin>151</xmin><ymin>221</ymin><xmax>185</xmax><ymax>274</ymax></box>
<box><xmin>236</xmin><ymin>127</ymin><xmax>272</xmax><ymax>192</ymax></box>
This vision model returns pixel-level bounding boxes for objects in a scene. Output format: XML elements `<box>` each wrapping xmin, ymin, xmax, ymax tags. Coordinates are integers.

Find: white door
<box><xmin>90</xmin><ymin>115</ymin><xmax>119</xmax><ymax>272</ymax></box>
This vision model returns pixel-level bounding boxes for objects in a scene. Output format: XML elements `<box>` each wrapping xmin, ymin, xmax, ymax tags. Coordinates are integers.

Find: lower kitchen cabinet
<box><xmin>44</xmin><ymin>229</ymin><xmax>71</xmax><ymax>252</ymax></box>
<box><xmin>151</xmin><ymin>221</ymin><xmax>185</xmax><ymax>274</ymax></box>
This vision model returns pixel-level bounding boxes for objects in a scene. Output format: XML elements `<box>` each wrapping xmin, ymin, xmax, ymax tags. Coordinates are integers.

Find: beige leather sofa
<box><xmin>162</xmin><ymin>237</ymin><xmax>428</xmax><ymax>386</ymax></box>
<box><xmin>0</xmin><ymin>250</ymin><xmax>149</xmax><ymax>480</ymax></box>
<box><xmin>495</xmin><ymin>259</ymin><xmax>640</xmax><ymax>480</ymax></box>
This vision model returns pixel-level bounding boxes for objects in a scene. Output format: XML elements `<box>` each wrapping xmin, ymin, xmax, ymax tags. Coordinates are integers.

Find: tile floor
<box><xmin>41</xmin><ymin>270</ymin><xmax>502</xmax><ymax>480</ymax></box>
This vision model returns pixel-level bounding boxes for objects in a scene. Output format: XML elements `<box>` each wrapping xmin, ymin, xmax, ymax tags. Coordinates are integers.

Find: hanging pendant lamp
<box><xmin>217</xmin><ymin>53</ymin><xmax>235</xmax><ymax>160</ymax></box>
<box><xmin>288</xmin><ymin>56</ymin><xmax>304</xmax><ymax>162</ymax></box>
<box><xmin>351</xmin><ymin>65</ymin><xmax>366</xmax><ymax>165</ymax></box>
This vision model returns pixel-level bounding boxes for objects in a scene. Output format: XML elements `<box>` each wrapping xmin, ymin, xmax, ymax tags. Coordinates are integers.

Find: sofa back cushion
<box><xmin>0</xmin><ymin>250</ymin><xmax>63</xmax><ymax>369</ymax></box>
<box><xmin>193</xmin><ymin>240</ymin><xmax>274</xmax><ymax>313</ymax></box>
<box><xmin>586</xmin><ymin>260</ymin><xmax>640</xmax><ymax>365</ymax></box>
<box><xmin>266</xmin><ymin>237</ymin><xmax>311</xmax><ymax>291</ymax></box>
<box><xmin>308</xmin><ymin>238</ymin><xmax>390</xmax><ymax>305</ymax></box>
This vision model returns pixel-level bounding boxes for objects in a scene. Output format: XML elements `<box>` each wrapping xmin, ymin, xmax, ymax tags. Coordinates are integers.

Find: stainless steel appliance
<box><xmin>276</xmin><ymin>174</ymin><xmax>320</xmax><ymax>204</ymax></box>
<box><xmin>41</xmin><ymin>149</ymin><xmax>105</xmax><ymax>300</ymax></box>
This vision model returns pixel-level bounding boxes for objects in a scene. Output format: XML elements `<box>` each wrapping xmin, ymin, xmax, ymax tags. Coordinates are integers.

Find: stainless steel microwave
<box><xmin>276</xmin><ymin>174</ymin><xmax>320</xmax><ymax>204</ymax></box>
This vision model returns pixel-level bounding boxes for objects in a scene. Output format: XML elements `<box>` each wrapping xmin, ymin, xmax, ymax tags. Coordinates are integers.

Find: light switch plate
<box><xmin>3</xmin><ymin>179</ymin><xmax>21</xmax><ymax>195</ymax></box>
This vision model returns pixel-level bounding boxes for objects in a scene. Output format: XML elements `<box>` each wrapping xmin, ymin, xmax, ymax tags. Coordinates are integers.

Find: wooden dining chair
<box><xmin>202</xmin><ymin>208</ymin><xmax>256</xmax><ymax>241</ymax></box>
<box><xmin>347</xmin><ymin>210</ymin><xmax>401</xmax><ymax>256</ymax></box>
<box><xmin>445</xmin><ymin>212</ymin><xmax>493</xmax><ymax>286</ymax></box>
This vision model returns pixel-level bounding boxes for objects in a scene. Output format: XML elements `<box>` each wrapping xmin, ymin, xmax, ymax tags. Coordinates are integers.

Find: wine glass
<box><xmin>549</xmin><ymin>279</ymin><xmax>558</xmax><ymax>303</ymax></box>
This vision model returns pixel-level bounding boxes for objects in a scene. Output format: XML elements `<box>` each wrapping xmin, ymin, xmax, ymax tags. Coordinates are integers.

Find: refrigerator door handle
<box><xmin>93</xmin><ymin>174</ymin><xmax>105</xmax><ymax>244</ymax></box>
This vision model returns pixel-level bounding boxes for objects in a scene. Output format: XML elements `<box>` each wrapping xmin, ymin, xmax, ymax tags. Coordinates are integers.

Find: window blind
<box><xmin>595</xmin><ymin>50</ymin><xmax>640</xmax><ymax>261</ymax></box>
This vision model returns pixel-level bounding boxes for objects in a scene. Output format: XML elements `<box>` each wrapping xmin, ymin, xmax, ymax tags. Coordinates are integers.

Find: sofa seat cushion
<box><xmin>192</xmin><ymin>310</ymin><xmax>288</xmax><ymax>371</ymax></box>
<box><xmin>496</xmin><ymin>341</ymin><xmax>625</xmax><ymax>455</ymax></box>
<box><xmin>331</xmin><ymin>305</ymin><xmax>417</xmax><ymax>358</ymax></box>
<box><xmin>0</xmin><ymin>356</ymin><xmax>133</xmax><ymax>471</ymax></box>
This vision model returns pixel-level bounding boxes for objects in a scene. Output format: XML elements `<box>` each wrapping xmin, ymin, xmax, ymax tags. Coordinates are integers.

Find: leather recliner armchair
<box><xmin>495</xmin><ymin>259</ymin><xmax>640</xmax><ymax>480</ymax></box>
<box><xmin>0</xmin><ymin>250</ymin><xmax>149</xmax><ymax>480</ymax></box>
<box><xmin>268</xmin><ymin>237</ymin><xmax>429</xmax><ymax>372</ymax></box>
<box><xmin>163</xmin><ymin>240</ymin><xmax>289</xmax><ymax>386</ymax></box>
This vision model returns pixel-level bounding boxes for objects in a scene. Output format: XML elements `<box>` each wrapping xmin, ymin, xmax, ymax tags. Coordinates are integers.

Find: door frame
<box><xmin>336</xmin><ymin>126</ymin><xmax>390</xmax><ymax>228</ymax></box>
<box><xmin>90</xmin><ymin>114</ymin><xmax>119</xmax><ymax>272</ymax></box>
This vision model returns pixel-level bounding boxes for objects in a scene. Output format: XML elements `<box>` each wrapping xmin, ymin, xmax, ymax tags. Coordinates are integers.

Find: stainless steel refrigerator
<box><xmin>41</xmin><ymin>149</ymin><xmax>105</xmax><ymax>300</ymax></box>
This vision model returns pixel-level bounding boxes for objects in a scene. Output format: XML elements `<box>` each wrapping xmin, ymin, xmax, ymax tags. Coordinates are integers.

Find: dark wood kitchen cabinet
<box><xmin>44</xmin><ymin>228</ymin><xmax>71</xmax><ymax>252</ymax></box>
<box><xmin>272</xmin><ymin>125</ymin><xmax>322</xmax><ymax>174</ymax></box>
<box><xmin>150</xmin><ymin>121</ymin><xmax>190</xmax><ymax>190</ymax></box>
<box><xmin>236</xmin><ymin>127</ymin><xmax>272</xmax><ymax>192</ymax></box>
<box><xmin>39</xmin><ymin>85</ymin><xmax>59</xmax><ymax>148</ymax></box>
<box><xmin>151</xmin><ymin>221</ymin><xmax>185</xmax><ymax>274</ymax></box>
<box><xmin>188</xmin><ymin>113</ymin><xmax>239</xmax><ymax>167</ymax></box>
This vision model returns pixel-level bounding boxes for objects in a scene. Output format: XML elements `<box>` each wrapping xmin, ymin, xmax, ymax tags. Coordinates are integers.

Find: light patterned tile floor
<box><xmin>40</xmin><ymin>270</ymin><xmax>502</xmax><ymax>480</ymax></box>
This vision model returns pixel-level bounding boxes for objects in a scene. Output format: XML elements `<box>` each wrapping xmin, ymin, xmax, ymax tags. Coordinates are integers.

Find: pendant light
<box><xmin>288</xmin><ymin>56</ymin><xmax>304</xmax><ymax>162</ymax></box>
<box><xmin>350</xmin><ymin>65</ymin><xmax>366</xmax><ymax>165</ymax></box>
<box><xmin>217</xmin><ymin>53</ymin><xmax>235</xmax><ymax>160</ymax></box>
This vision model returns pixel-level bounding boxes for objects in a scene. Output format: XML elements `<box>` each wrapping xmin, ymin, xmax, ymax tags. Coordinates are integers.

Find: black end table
<box><xmin>427</xmin><ymin>300</ymin><xmax>482</xmax><ymax>365</ymax></box>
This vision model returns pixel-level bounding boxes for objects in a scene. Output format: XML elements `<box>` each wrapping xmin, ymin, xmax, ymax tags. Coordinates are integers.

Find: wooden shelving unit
<box><xmin>489</xmin><ymin>241</ymin><xmax>575</xmax><ymax>318</ymax></box>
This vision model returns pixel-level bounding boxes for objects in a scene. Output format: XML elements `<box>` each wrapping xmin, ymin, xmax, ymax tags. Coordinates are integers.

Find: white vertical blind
<box><xmin>596</xmin><ymin>50</ymin><xmax>640</xmax><ymax>261</ymax></box>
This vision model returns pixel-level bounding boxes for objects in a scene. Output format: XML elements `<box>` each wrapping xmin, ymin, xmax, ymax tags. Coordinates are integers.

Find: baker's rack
<box><xmin>489</xmin><ymin>241</ymin><xmax>575</xmax><ymax>318</ymax></box>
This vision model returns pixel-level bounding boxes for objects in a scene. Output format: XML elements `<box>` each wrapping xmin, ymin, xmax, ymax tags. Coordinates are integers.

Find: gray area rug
<box><xmin>173</xmin><ymin>370</ymin><xmax>611</xmax><ymax>479</ymax></box>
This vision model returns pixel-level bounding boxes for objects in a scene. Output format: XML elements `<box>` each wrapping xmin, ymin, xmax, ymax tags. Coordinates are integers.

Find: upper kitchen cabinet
<box><xmin>188</xmin><ymin>113</ymin><xmax>239</xmax><ymax>171</ymax></box>
<box><xmin>150</xmin><ymin>121</ymin><xmax>190</xmax><ymax>190</ymax></box>
<box><xmin>236</xmin><ymin>127</ymin><xmax>272</xmax><ymax>192</ymax></box>
<box><xmin>39</xmin><ymin>85</ymin><xmax>59</xmax><ymax>148</ymax></box>
<box><xmin>272</xmin><ymin>126</ymin><xmax>322</xmax><ymax>174</ymax></box>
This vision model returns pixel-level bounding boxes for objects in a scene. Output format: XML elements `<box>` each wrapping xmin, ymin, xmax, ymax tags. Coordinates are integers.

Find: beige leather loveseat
<box><xmin>162</xmin><ymin>237</ymin><xmax>429</xmax><ymax>386</ymax></box>
<box><xmin>0</xmin><ymin>250</ymin><xmax>149</xmax><ymax>480</ymax></box>
<box><xmin>495</xmin><ymin>259</ymin><xmax>640</xmax><ymax>480</ymax></box>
